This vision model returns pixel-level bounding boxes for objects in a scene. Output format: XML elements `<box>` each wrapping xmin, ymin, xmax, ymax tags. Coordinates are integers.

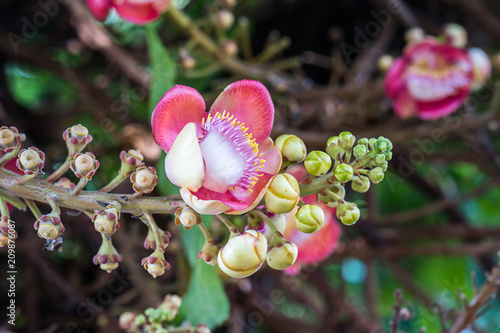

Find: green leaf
<box><xmin>177</xmin><ymin>253</ymin><xmax>230</xmax><ymax>329</ymax></box>
<box><xmin>146</xmin><ymin>26</ymin><xmax>177</xmax><ymax>118</ymax></box>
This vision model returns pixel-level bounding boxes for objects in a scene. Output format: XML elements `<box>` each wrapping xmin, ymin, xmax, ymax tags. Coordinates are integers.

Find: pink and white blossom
<box><xmin>86</xmin><ymin>0</ymin><xmax>170</xmax><ymax>24</ymax></box>
<box><xmin>151</xmin><ymin>80</ymin><xmax>281</xmax><ymax>215</ymax></box>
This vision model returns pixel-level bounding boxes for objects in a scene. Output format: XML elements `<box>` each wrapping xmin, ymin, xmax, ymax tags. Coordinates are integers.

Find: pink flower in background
<box><xmin>282</xmin><ymin>165</ymin><xmax>342</xmax><ymax>275</ymax></box>
<box><xmin>151</xmin><ymin>80</ymin><xmax>281</xmax><ymax>215</ymax></box>
<box><xmin>86</xmin><ymin>0</ymin><xmax>171</xmax><ymax>24</ymax></box>
<box><xmin>385</xmin><ymin>23</ymin><xmax>492</xmax><ymax>120</ymax></box>
<box><xmin>385</xmin><ymin>37</ymin><xmax>474</xmax><ymax>120</ymax></box>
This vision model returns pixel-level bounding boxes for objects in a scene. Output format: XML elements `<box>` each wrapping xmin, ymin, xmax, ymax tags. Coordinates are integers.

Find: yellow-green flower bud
<box><xmin>351</xmin><ymin>175</ymin><xmax>370</xmax><ymax>193</ymax></box>
<box><xmin>174</xmin><ymin>206</ymin><xmax>200</xmax><ymax>230</ymax></box>
<box><xmin>266</xmin><ymin>242</ymin><xmax>298</xmax><ymax>270</ymax></box>
<box><xmin>17</xmin><ymin>147</ymin><xmax>45</xmax><ymax>175</ymax></box>
<box><xmin>63</xmin><ymin>124</ymin><xmax>92</xmax><ymax>154</ymax></box>
<box><xmin>334</xmin><ymin>163</ymin><xmax>353</xmax><ymax>182</ymax></box>
<box><xmin>141</xmin><ymin>249</ymin><xmax>170</xmax><ymax>278</ymax></box>
<box><xmin>275</xmin><ymin>134</ymin><xmax>307</xmax><ymax>163</ymax></box>
<box><xmin>338</xmin><ymin>131</ymin><xmax>355</xmax><ymax>150</ymax></box>
<box><xmin>368</xmin><ymin>138</ymin><xmax>377</xmax><ymax>150</ymax></box>
<box><xmin>294</xmin><ymin>204</ymin><xmax>324</xmax><ymax>233</ymax></box>
<box><xmin>357</xmin><ymin>138</ymin><xmax>368</xmax><ymax>147</ymax></box>
<box><xmin>93</xmin><ymin>237</ymin><xmax>122</xmax><ymax>273</ymax></box>
<box><xmin>337</xmin><ymin>202</ymin><xmax>360</xmax><ymax>226</ymax></box>
<box><xmin>265</xmin><ymin>173</ymin><xmax>300</xmax><ymax>214</ymax></box>
<box><xmin>70</xmin><ymin>152</ymin><xmax>99</xmax><ymax>180</ymax></box>
<box><xmin>384</xmin><ymin>151</ymin><xmax>393</xmax><ymax>161</ymax></box>
<box><xmin>441</xmin><ymin>23</ymin><xmax>467</xmax><ymax>48</ymax></box>
<box><xmin>217</xmin><ymin>230</ymin><xmax>267</xmax><ymax>278</ymax></box>
<box><xmin>380</xmin><ymin>160</ymin><xmax>389</xmax><ymax>172</ymax></box>
<box><xmin>326</xmin><ymin>136</ymin><xmax>344</xmax><ymax>159</ymax></box>
<box><xmin>368</xmin><ymin>167</ymin><xmax>384</xmax><ymax>184</ymax></box>
<box><xmin>353</xmin><ymin>144</ymin><xmax>367</xmax><ymax>159</ymax></box>
<box><xmin>34</xmin><ymin>213</ymin><xmax>65</xmax><ymax>240</ymax></box>
<box><xmin>119</xmin><ymin>149</ymin><xmax>145</xmax><ymax>176</ymax></box>
<box><xmin>198</xmin><ymin>240</ymin><xmax>219</xmax><ymax>266</ymax></box>
<box><xmin>318</xmin><ymin>184</ymin><xmax>345</xmax><ymax>208</ymax></box>
<box><xmin>375</xmin><ymin>137</ymin><xmax>393</xmax><ymax>152</ymax></box>
<box><xmin>130</xmin><ymin>166</ymin><xmax>158</xmax><ymax>194</ymax></box>
<box><xmin>373</xmin><ymin>154</ymin><xmax>386</xmax><ymax>166</ymax></box>
<box><xmin>304</xmin><ymin>150</ymin><xmax>331</xmax><ymax>176</ymax></box>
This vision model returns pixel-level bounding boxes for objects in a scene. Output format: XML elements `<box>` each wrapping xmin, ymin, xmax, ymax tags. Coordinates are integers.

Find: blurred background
<box><xmin>1</xmin><ymin>0</ymin><xmax>500</xmax><ymax>332</ymax></box>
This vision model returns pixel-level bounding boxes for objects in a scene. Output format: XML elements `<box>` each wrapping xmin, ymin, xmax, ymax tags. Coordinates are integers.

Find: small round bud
<box><xmin>54</xmin><ymin>177</ymin><xmax>76</xmax><ymax>190</ymax></box>
<box><xmin>180</xmin><ymin>52</ymin><xmax>196</xmax><ymax>71</ymax></box>
<box><xmin>118</xmin><ymin>312</ymin><xmax>137</xmax><ymax>330</ymax></box>
<box><xmin>119</xmin><ymin>149</ymin><xmax>145</xmax><ymax>176</ymax></box>
<box><xmin>384</xmin><ymin>151</ymin><xmax>393</xmax><ymax>161</ymax></box>
<box><xmin>378</xmin><ymin>55</ymin><xmax>394</xmax><ymax>72</ymax></box>
<box><xmin>144</xmin><ymin>227</ymin><xmax>170</xmax><ymax>251</ymax></box>
<box><xmin>266</xmin><ymin>242</ymin><xmax>298</xmax><ymax>270</ymax></box>
<box><xmin>0</xmin><ymin>218</ymin><xmax>17</xmax><ymax>247</ymax></box>
<box><xmin>195</xmin><ymin>324</ymin><xmax>211</xmax><ymax>333</ymax></box>
<box><xmin>304</xmin><ymin>150</ymin><xmax>332</xmax><ymax>176</ymax></box>
<box><xmin>334</xmin><ymin>163</ymin><xmax>353</xmax><ymax>182</ymax></box>
<box><xmin>93</xmin><ymin>238</ymin><xmax>123</xmax><ymax>273</ymax></box>
<box><xmin>220</xmin><ymin>40</ymin><xmax>238</xmax><ymax>57</ymax></box>
<box><xmin>353</xmin><ymin>144</ymin><xmax>367</xmax><ymax>159</ymax></box>
<box><xmin>338</xmin><ymin>131</ymin><xmax>356</xmax><ymax>150</ymax></box>
<box><xmin>369</xmin><ymin>167</ymin><xmax>384</xmax><ymax>184</ymax></box>
<box><xmin>16</xmin><ymin>147</ymin><xmax>45</xmax><ymax>175</ymax></box>
<box><xmin>357</xmin><ymin>138</ymin><xmax>368</xmax><ymax>147</ymax></box>
<box><xmin>246</xmin><ymin>211</ymin><xmax>286</xmax><ymax>243</ymax></box>
<box><xmin>217</xmin><ymin>230</ymin><xmax>267</xmax><ymax>278</ymax></box>
<box><xmin>174</xmin><ymin>206</ymin><xmax>200</xmax><ymax>230</ymax></box>
<box><xmin>92</xmin><ymin>204</ymin><xmax>121</xmax><ymax>236</ymax></box>
<box><xmin>405</xmin><ymin>27</ymin><xmax>424</xmax><ymax>44</ymax></box>
<box><xmin>375</xmin><ymin>137</ymin><xmax>393</xmax><ymax>152</ymax></box>
<box><xmin>469</xmin><ymin>47</ymin><xmax>492</xmax><ymax>91</ymax></box>
<box><xmin>34</xmin><ymin>213</ymin><xmax>65</xmax><ymax>240</ymax></box>
<box><xmin>318</xmin><ymin>184</ymin><xmax>345</xmax><ymax>207</ymax></box>
<box><xmin>337</xmin><ymin>202</ymin><xmax>360</xmax><ymax>226</ymax></box>
<box><xmin>295</xmin><ymin>204</ymin><xmax>324</xmax><ymax>233</ymax></box>
<box><xmin>351</xmin><ymin>175</ymin><xmax>371</xmax><ymax>193</ymax></box>
<box><xmin>373</xmin><ymin>154</ymin><xmax>386</xmax><ymax>166</ymax></box>
<box><xmin>275</xmin><ymin>134</ymin><xmax>307</xmax><ymax>163</ymax></box>
<box><xmin>141</xmin><ymin>249</ymin><xmax>170</xmax><ymax>278</ymax></box>
<box><xmin>63</xmin><ymin>124</ymin><xmax>92</xmax><ymax>154</ymax></box>
<box><xmin>130</xmin><ymin>166</ymin><xmax>158</xmax><ymax>194</ymax></box>
<box><xmin>265</xmin><ymin>173</ymin><xmax>300</xmax><ymax>214</ymax></box>
<box><xmin>198</xmin><ymin>240</ymin><xmax>219</xmax><ymax>266</ymax></box>
<box><xmin>0</xmin><ymin>126</ymin><xmax>24</xmax><ymax>153</ymax></box>
<box><xmin>326</xmin><ymin>136</ymin><xmax>338</xmax><ymax>146</ymax></box>
<box><xmin>441</xmin><ymin>23</ymin><xmax>467</xmax><ymax>48</ymax></box>
<box><xmin>70</xmin><ymin>152</ymin><xmax>99</xmax><ymax>180</ymax></box>
<box><xmin>215</xmin><ymin>9</ymin><xmax>234</xmax><ymax>30</ymax></box>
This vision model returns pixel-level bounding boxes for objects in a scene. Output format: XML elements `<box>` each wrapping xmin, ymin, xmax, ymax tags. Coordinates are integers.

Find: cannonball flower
<box><xmin>283</xmin><ymin>165</ymin><xmax>342</xmax><ymax>275</ymax></box>
<box><xmin>385</xmin><ymin>36</ymin><xmax>474</xmax><ymax>120</ymax></box>
<box><xmin>86</xmin><ymin>0</ymin><xmax>171</xmax><ymax>25</ymax></box>
<box><xmin>151</xmin><ymin>80</ymin><xmax>282</xmax><ymax>215</ymax></box>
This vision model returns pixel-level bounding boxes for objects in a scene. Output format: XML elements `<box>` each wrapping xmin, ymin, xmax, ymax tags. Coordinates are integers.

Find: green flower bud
<box><xmin>338</xmin><ymin>131</ymin><xmax>356</xmax><ymax>150</ymax></box>
<box><xmin>373</xmin><ymin>154</ymin><xmax>386</xmax><ymax>166</ymax></box>
<box><xmin>134</xmin><ymin>314</ymin><xmax>146</xmax><ymax>326</ymax></box>
<box><xmin>368</xmin><ymin>138</ymin><xmax>377</xmax><ymax>150</ymax></box>
<box><xmin>357</xmin><ymin>138</ymin><xmax>368</xmax><ymax>147</ymax></box>
<box><xmin>334</xmin><ymin>163</ymin><xmax>353</xmax><ymax>182</ymax></box>
<box><xmin>265</xmin><ymin>173</ymin><xmax>300</xmax><ymax>214</ymax></box>
<box><xmin>337</xmin><ymin>202</ymin><xmax>360</xmax><ymax>226</ymax></box>
<box><xmin>318</xmin><ymin>184</ymin><xmax>345</xmax><ymax>207</ymax></box>
<box><xmin>275</xmin><ymin>134</ymin><xmax>307</xmax><ymax>163</ymax></box>
<box><xmin>368</xmin><ymin>167</ymin><xmax>384</xmax><ymax>184</ymax></box>
<box><xmin>326</xmin><ymin>136</ymin><xmax>344</xmax><ymax>159</ymax></box>
<box><xmin>441</xmin><ymin>23</ymin><xmax>467</xmax><ymax>48</ymax></box>
<box><xmin>375</xmin><ymin>137</ymin><xmax>393</xmax><ymax>153</ymax></box>
<box><xmin>380</xmin><ymin>160</ymin><xmax>389</xmax><ymax>172</ymax></box>
<box><xmin>326</xmin><ymin>136</ymin><xmax>339</xmax><ymax>146</ymax></box>
<box><xmin>351</xmin><ymin>175</ymin><xmax>370</xmax><ymax>193</ymax></box>
<box><xmin>266</xmin><ymin>242</ymin><xmax>298</xmax><ymax>270</ymax></box>
<box><xmin>353</xmin><ymin>144</ymin><xmax>367</xmax><ymax>159</ymax></box>
<box><xmin>384</xmin><ymin>151</ymin><xmax>393</xmax><ymax>161</ymax></box>
<box><xmin>294</xmin><ymin>204</ymin><xmax>324</xmax><ymax>233</ymax></box>
<box><xmin>217</xmin><ymin>230</ymin><xmax>267</xmax><ymax>278</ymax></box>
<box><xmin>304</xmin><ymin>150</ymin><xmax>332</xmax><ymax>176</ymax></box>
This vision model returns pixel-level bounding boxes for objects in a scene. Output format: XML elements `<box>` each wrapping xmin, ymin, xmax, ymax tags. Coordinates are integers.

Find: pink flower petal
<box><xmin>228</xmin><ymin>138</ymin><xmax>282</xmax><ymax>215</ymax></box>
<box><xmin>86</xmin><ymin>0</ymin><xmax>112</xmax><ymax>21</ymax></box>
<box><xmin>393</xmin><ymin>88</ymin><xmax>418</xmax><ymax>119</ymax></box>
<box><xmin>417</xmin><ymin>92</ymin><xmax>469</xmax><ymax>120</ymax></box>
<box><xmin>151</xmin><ymin>85</ymin><xmax>206</xmax><ymax>152</ymax></box>
<box><xmin>179</xmin><ymin>187</ymin><xmax>231</xmax><ymax>215</ymax></box>
<box><xmin>112</xmin><ymin>0</ymin><xmax>167</xmax><ymax>24</ymax></box>
<box><xmin>209</xmin><ymin>80</ymin><xmax>274</xmax><ymax>144</ymax></box>
<box><xmin>384</xmin><ymin>58</ymin><xmax>407</xmax><ymax>99</ymax></box>
<box><xmin>185</xmin><ymin>187</ymin><xmax>248</xmax><ymax>213</ymax></box>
